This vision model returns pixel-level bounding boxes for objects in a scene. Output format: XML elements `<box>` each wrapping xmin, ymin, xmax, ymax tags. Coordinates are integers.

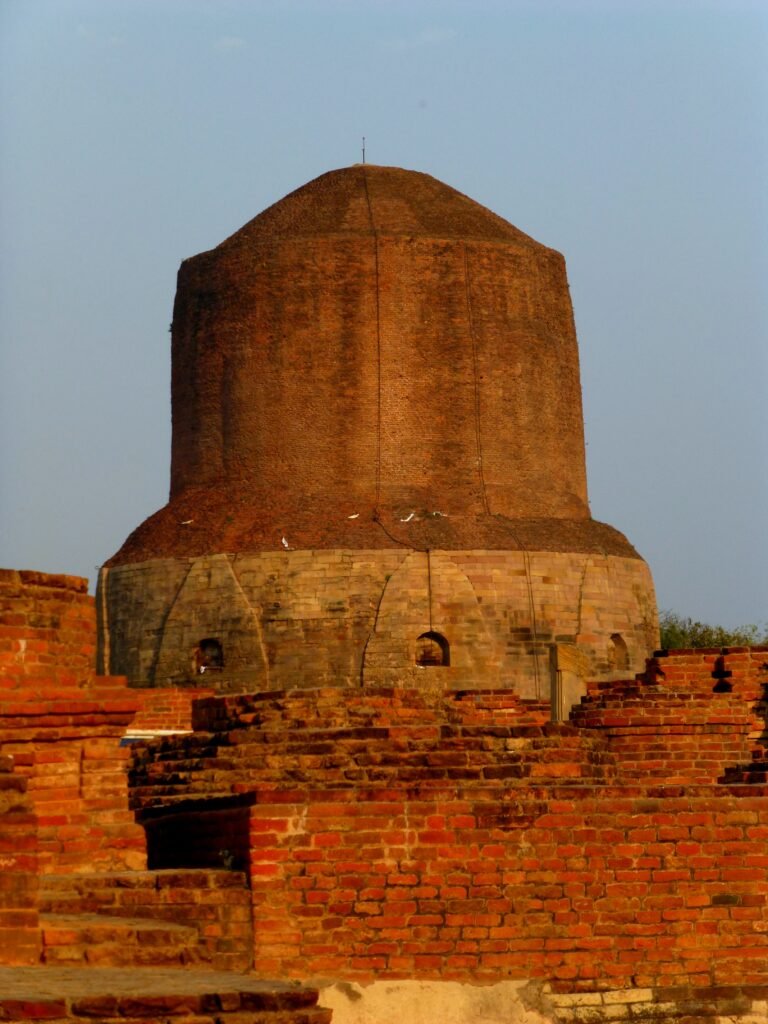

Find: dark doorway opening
<box><xmin>416</xmin><ymin>631</ymin><xmax>450</xmax><ymax>667</ymax></box>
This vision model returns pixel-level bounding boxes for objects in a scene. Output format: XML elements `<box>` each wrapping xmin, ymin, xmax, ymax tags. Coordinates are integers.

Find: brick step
<box><xmin>133</xmin><ymin>722</ymin><xmax>610</xmax><ymax>755</ymax></box>
<box><xmin>0</xmin><ymin>966</ymin><xmax>330</xmax><ymax>1023</ymax></box>
<box><xmin>136</xmin><ymin>738</ymin><xmax>614</xmax><ymax>770</ymax></box>
<box><xmin>191</xmin><ymin>686</ymin><xmax>549</xmax><ymax>734</ymax></box>
<box><xmin>40</xmin><ymin>913</ymin><xmax>202</xmax><ymax>967</ymax></box>
<box><xmin>39</xmin><ymin>871</ymin><xmax>153</xmax><ymax>914</ymax></box>
<box><xmin>38</xmin><ymin>869</ymin><xmax>253</xmax><ymax>972</ymax></box>
<box><xmin>130</xmin><ymin>715</ymin><xmax>620</xmax><ymax>801</ymax></box>
<box><xmin>131</xmin><ymin>757</ymin><xmax>616</xmax><ymax>798</ymax></box>
<box><xmin>39</xmin><ymin>868</ymin><xmax>240</xmax><ymax>908</ymax></box>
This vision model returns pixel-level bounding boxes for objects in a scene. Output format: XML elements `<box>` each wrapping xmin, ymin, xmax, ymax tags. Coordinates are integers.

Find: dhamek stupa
<box><xmin>97</xmin><ymin>165</ymin><xmax>657</xmax><ymax>700</ymax></box>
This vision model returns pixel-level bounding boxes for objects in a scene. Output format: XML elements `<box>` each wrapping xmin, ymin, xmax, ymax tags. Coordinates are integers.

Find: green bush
<box><xmin>659</xmin><ymin>610</ymin><xmax>768</xmax><ymax>651</ymax></box>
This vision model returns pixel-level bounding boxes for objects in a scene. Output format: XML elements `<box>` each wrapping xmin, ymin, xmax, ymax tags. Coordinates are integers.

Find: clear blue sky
<box><xmin>1</xmin><ymin>0</ymin><xmax>766</xmax><ymax>628</ymax></box>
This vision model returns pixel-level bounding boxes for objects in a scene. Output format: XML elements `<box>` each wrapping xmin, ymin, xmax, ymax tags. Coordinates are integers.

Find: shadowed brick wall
<box><xmin>0</xmin><ymin>755</ymin><xmax>41</xmax><ymax>965</ymax></box>
<box><xmin>0</xmin><ymin>570</ymin><xmax>146</xmax><ymax>873</ymax></box>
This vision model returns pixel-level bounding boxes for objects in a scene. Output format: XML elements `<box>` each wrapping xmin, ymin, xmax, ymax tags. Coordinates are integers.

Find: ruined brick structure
<box><xmin>129</xmin><ymin>645</ymin><xmax>768</xmax><ymax>1022</ymax></box>
<box><xmin>5</xmin><ymin>568</ymin><xmax>766</xmax><ymax>1021</ymax></box>
<box><xmin>0</xmin><ymin>569</ymin><xmax>330</xmax><ymax>1022</ymax></box>
<box><xmin>98</xmin><ymin>165</ymin><xmax>657</xmax><ymax>699</ymax></box>
<box><xmin>0</xmin><ymin>570</ymin><xmax>145</xmax><ymax>877</ymax></box>
<box><xmin>4</xmin><ymin>167</ymin><xmax>767</xmax><ymax>1023</ymax></box>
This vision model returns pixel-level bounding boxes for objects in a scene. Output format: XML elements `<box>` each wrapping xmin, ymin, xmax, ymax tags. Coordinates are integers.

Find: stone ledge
<box><xmin>0</xmin><ymin>967</ymin><xmax>327</xmax><ymax>1016</ymax></box>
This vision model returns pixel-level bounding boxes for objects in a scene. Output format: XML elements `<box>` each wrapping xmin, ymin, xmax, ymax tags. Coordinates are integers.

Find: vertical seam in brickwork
<box><xmin>359</xmin><ymin>573</ymin><xmax>392</xmax><ymax>687</ymax></box>
<box><xmin>463</xmin><ymin>243</ymin><xmax>490</xmax><ymax>516</ymax></box>
<box><xmin>522</xmin><ymin>549</ymin><xmax>542</xmax><ymax>698</ymax></box>
<box><xmin>229</xmin><ymin>555</ymin><xmax>271</xmax><ymax>689</ymax></box>
<box><xmin>361</xmin><ymin>165</ymin><xmax>382</xmax><ymax>509</ymax></box>
<box><xmin>426</xmin><ymin>550</ymin><xmax>433</xmax><ymax>632</ymax></box>
<box><xmin>150</xmin><ymin>560</ymin><xmax>195</xmax><ymax>686</ymax></box>
<box><xmin>576</xmin><ymin>560</ymin><xmax>588</xmax><ymax>636</ymax></box>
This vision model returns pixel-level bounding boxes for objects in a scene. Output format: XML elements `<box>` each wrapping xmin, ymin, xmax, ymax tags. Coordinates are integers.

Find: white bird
<box><xmin>400</xmin><ymin>512</ymin><xmax>415</xmax><ymax>523</ymax></box>
<box><xmin>347</xmin><ymin>513</ymin><xmax>360</xmax><ymax>519</ymax></box>
<box><xmin>281</xmin><ymin>536</ymin><xmax>290</xmax><ymax>549</ymax></box>
<box><xmin>180</xmin><ymin>520</ymin><xmax>194</xmax><ymax>525</ymax></box>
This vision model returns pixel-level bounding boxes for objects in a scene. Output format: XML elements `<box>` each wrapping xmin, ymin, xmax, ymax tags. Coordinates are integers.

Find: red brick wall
<box><xmin>640</xmin><ymin>646</ymin><xmax>768</xmax><ymax>701</ymax></box>
<box><xmin>0</xmin><ymin>570</ymin><xmax>96</xmax><ymax>690</ymax></box>
<box><xmin>248</xmin><ymin>786</ymin><xmax>768</xmax><ymax>990</ymax></box>
<box><xmin>0</xmin><ymin>755</ymin><xmax>41</xmax><ymax>965</ymax></box>
<box><xmin>0</xmin><ymin>570</ymin><xmax>146</xmax><ymax>873</ymax></box>
<box><xmin>129</xmin><ymin>652</ymin><xmax>768</xmax><ymax>996</ymax></box>
<box><xmin>129</xmin><ymin>686</ymin><xmax>215</xmax><ymax>735</ymax></box>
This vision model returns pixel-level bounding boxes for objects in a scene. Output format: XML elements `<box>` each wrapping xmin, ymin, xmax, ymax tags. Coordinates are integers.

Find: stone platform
<box><xmin>0</xmin><ymin>966</ymin><xmax>330</xmax><ymax>1022</ymax></box>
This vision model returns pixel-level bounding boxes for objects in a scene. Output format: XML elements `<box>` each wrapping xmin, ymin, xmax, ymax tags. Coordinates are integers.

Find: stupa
<box><xmin>98</xmin><ymin>165</ymin><xmax>657</xmax><ymax>700</ymax></box>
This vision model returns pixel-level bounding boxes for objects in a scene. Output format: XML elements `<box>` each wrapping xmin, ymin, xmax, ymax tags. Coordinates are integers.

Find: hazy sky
<box><xmin>1</xmin><ymin>0</ymin><xmax>766</xmax><ymax>628</ymax></box>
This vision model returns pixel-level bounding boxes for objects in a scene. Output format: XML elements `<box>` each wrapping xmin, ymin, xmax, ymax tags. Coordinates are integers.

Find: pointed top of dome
<box><xmin>215</xmin><ymin>165</ymin><xmax>543</xmax><ymax>250</ymax></box>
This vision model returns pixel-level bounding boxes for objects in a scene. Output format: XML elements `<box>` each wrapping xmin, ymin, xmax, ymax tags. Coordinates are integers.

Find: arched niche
<box><xmin>609</xmin><ymin>633</ymin><xmax>629</xmax><ymax>671</ymax></box>
<box><xmin>416</xmin><ymin>631</ymin><xmax>450</xmax><ymax>667</ymax></box>
<box><xmin>195</xmin><ymin>637</ymin><xmax>224</xmax><ymax>674</ymax></box>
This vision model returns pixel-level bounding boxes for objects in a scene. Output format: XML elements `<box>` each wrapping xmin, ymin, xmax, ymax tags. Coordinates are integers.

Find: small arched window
<box><xmin>195</xmin><ymin>637</ymin><xmax>223</xmax><ymax>675</ymax></box>
<box><xmin>609</xmin><ymin>633</ymin><xmax>629</xmax><ymax>671</ymax></box>
<box><xmin>416</xmin><ymin>631</ymin><xmax>450</xmax><ymax>667</ymax></box>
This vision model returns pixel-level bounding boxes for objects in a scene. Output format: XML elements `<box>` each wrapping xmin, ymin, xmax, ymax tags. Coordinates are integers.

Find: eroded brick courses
<box><xmin>0</xmin><ymin>570</ymin><xmax>146</xmax><ymax>874</ymax></box>
<box><xmin>100</xmin><ymin>549</ymin><xmax>657</xmax><ymax>697</ymax></box>
<box><xmin>0</xmin><ymin>755</ymin><xmax>41</xmax><ymax>965</ymax></box>
<box><xmin>129</xmin><ymin>654</ymin><xmax>768</xmax><ymax>999</ymax></box>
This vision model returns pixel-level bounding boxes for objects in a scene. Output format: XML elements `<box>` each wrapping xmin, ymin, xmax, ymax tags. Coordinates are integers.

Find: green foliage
<box><xmin>659</xmin><ymin>610</ymin><xmax>768</xmax><ymax>651</ymax></box>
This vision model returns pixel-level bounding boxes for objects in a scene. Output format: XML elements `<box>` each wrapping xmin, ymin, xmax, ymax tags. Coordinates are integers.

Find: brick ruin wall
<box><xmin>130</xmin><ymin>651</ymin><xmax>768</xmax><ymax>1022</ymax></box>
<box><xmin>0</xmin><ymin>570</ymin><xmax>258</xmax><ymax>978</ymax></box>
<box><xmin>0</xmin><ymin>754</ymin><xmax>41</xmax><ymax>965</ymax></box>
<box><xmin>128</xmin><ymin>685</ymin><xmax>215</xmax><ymax>736</ymax></box>
<box><xmin>3</xmin><ymin>566</ymin><xmax>768</xmax><ymax>1021</ymax></box>
<box><xmin>99</xmin><ymin>549</ymin><xmax>657</xmax><ymax>699</ymax></box>
<box><xmin>0</xmin><ymin>570</ymin><xmax>146</xmax><ymax>875</ymax></box>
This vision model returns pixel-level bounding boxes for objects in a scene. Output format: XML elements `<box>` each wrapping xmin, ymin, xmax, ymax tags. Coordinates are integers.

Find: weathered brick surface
<box><xmin>0</xmin><ymin>570</ymin><xmax>95</xmax><ymax>690</ymax></box>
<box><xmin>0</xmin><ymin>967</ymin><xmax>332</xmax><ymax>1024</ymax></box>
<box><xmin>129</xmin><ymin>654</ymin><xmax>768</xmax><ymax>1002</ymax></box>
<box><xmin>100</xmin><ymin>549</ymin><xmax>657</xmax><ymax>699</ymax></box>
<box><xmin>129</xmin><ymin>687</ymin><xmax>598</xmax><ymax>810</ymax></box>
<box><xmin>0</xmin><ymin>571</ymin><xmax>146</xmax><ymax>874</ymax></box>
<box><xmin>0</xmin><ymin>756</ymin><xmax>42</xmax><ymax>965</ymax></box>
<box><xmin>39</xmin><ymin>870</ymin><xmax>253</xmax><ymax>972</ymax></box>
<box><xmin>128</xmin><ymin>686</ymin><xmax>216</xmax><ymax>736</ymax></box>
<box><xmin>118</xmin><ymin>166</ymin><xmax>595</xmax><ymax>544</ymax></box>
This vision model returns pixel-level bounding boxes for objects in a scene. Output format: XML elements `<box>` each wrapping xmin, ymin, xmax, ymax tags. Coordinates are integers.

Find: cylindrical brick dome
<box><xmin>101</xmin><ymin>166</ymin><xmax>657</xmax><ymax>696</ymax></box>
<box><xmin>171</xmin><ymin>164</ymin><xmax>586</xmax><ymax>518</ymax></box>
<box><xmin>112</xmin><ymin>165</ymin><xmax>638</xmax><ymax>560</ymax></box>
